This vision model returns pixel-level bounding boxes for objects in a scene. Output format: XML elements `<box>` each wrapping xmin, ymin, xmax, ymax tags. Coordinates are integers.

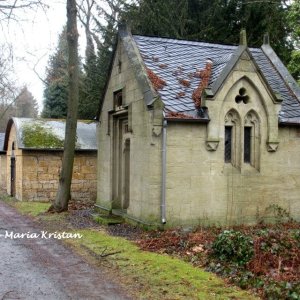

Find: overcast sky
<box><xmin>3</xmin><ymin>1</ymin><xmax>86</xmax><ymax>112</ymax></box>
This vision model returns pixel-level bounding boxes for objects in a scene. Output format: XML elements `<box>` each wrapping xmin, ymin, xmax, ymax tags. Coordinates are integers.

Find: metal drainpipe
<box><xmin>161</xmin><ymin>119</ymin><xmax>167</xmax><ymax>224</ymax></box>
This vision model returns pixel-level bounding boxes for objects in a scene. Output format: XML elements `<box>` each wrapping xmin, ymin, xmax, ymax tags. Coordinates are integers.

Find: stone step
<box><xmin>90</xmin><ymin>213</ymin><xmax>124</xmax><ymax>225</ymax></box>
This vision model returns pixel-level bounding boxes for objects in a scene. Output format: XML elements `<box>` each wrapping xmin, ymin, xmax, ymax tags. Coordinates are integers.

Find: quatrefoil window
<box><xmin>235</xmin><ymin>88</ymin><xmax>249</xmax><ymax>104</ymax></box>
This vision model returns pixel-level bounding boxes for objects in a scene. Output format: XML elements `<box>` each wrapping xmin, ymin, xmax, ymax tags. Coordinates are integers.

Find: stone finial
<box><xmin>263</xmin><ymin>33</ymin><xmax>270</xmax><ymax>45</ymax></box>
<box><xmin>118</xmin><ymin>20</ymin><xmax>131</xmax><ymax>33</ymax></box>
<box><xmin>239</xmin><ymin>29</ymin><xmax>247</xmax><ymax>46</ymax></box>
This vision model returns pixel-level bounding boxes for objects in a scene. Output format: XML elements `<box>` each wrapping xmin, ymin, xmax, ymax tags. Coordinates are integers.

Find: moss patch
<box><xmin>92</xmin><ymin>214</ymin><xmax>124</xmax><ymax>225</ymax></box>
<box><xmin>22</xmin><ymin>123</ymin><xmax>64</xmax><ymax>148</ymax></box>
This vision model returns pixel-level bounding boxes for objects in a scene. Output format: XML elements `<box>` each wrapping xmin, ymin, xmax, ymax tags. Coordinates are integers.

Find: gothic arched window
<box><xmin>244</xmin><ymin>111</ymin><xmax>260</xmax><ymax>170</ymax></box>
<box><xmin>224</xmin><ymin>110</ymin><xmax>241</xmax><ymax>168</ymax></box>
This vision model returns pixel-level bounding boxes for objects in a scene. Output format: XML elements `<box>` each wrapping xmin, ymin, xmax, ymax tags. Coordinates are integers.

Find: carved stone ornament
<box><xmin>152</xmin><ymin>126</ymin><xmax>162</xmax><ymax>137</ymax></box>
<box><xmin>244</xmin><ymin>111</ymin><xmax>259</xmax><ymax>126</ymax></box>
<box><xmin>267</xmin><ymin>142</ymin><xmax>279</xmax><ymax>152</ymax></box>
<box><xmin>206</xmin><ymin>140</ymin><xmax>219</xmax><ymax>151</ymax></box>
<box><xmin>225</xmin><ymin>110</ymin><xmax>240</xmax><ymax>125</ymax></box>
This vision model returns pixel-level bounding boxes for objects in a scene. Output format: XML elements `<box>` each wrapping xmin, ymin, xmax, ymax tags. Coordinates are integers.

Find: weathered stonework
<box><xmin>98</xmin><ymin>30</ymin><xmax>300</xmax><ymax>227</ymax></box>
<box><xmin>6</xmin><ymin>123</ymin><xmax>97</xmax><ymax>203</ymax></box>
<box><xmin>165</xmin><ymin>123</ymin><xmax>300</xmax><ymax>226</ymax></box>
<box><xmin>20</xmin><ymin>151</ymin><xmax>97</xmax><ymax>203</ymax></box>
<box><xmin>98</xmin><ymin>40</ymin><xmax>162</xmax><ymax>223</ymax></box>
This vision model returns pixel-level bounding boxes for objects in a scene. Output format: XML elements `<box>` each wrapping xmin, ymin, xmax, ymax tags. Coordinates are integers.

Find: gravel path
<box><xmin>0</xmin><ymin>201</ymin><xmax>131</xmax><ymax>300</ymax></box>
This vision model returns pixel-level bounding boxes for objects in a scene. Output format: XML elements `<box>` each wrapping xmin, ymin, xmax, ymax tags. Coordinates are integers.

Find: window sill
<box><xmin>241</xmin><ymin>163</ymin><xmax>260</xmax><ymax>175</ymax></box>
<box><xmin>223</xmin><ymin>163</ymin><xmax>260</xmax><ymax>175</ymax></box>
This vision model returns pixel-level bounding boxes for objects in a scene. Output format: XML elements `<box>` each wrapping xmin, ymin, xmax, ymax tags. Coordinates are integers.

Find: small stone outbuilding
<box><xmin>4</xmin><ymin>118</ymin><xmax>97</xmax><ymax>203</ymax></box>
<box><xmin>97</xmin><ymin>25</ymin><xmax>300</xmax><ymax>227</ymax></box>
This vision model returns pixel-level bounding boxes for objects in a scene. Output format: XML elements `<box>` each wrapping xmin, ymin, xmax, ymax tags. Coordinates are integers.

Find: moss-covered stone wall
<box><xmin>5</xmin><ymin>123</ymin><xmax>97</xmax><ymax>203</ymax></box>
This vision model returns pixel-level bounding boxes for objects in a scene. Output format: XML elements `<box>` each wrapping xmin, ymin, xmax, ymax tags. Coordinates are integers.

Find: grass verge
<box><xmin>67</xmin><ymin>229</ymin><xmax>258</xmax><ymax>300</ymax></box>
<box><xmin>0</xmin><ymin>195</ymin><xmax>51</xmax><ymax>217</ymax></box>
<box><xmin>12</xmin><ymin>201</ymin><xmax>51</xmax><ymax>216</ymax></box>
<box><xmin>2</xmin><ymin>197</ymin><xmax>258</xmax><ymax>300</ymax></box>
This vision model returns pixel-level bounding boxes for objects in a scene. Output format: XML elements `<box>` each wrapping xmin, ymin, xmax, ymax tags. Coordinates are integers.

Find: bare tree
<box><xmin>0</xmin><ymin>0</ymin><xmax>47</xmax><ymax>22</ymax></box>
<box><xmin>77</xmin><ymin>0</ymin><xmax>133</xmax><ymax>51</ymax></box>
<box><xmin>0</xmin><ymin>0</ymin><xmax>47</xmax><ymax>128</ymax></box>
<box><xmin>49</xmin><ymin>0</ymin><xmax>79</xmax><ymax>212</ymax></box>
<box><xmin>0</xmin><ymin>44</ymin><xmax>20</xmax><ymax>131</ymax></box>
<box><xmin>77</xmin><ymin>0</ymin><xmax>95</xmax><ymax>58</ymax></box>
<box><xmin>0</xmin><ymin>45</ymin><xmax>16</xmax><ymax>102</ymax></box>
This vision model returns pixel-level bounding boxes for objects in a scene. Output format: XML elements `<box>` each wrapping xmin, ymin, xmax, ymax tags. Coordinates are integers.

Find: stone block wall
<box><xmin>21</xmin><ymin>151</ymin><xmax>97</xmax><ymax>203</ymax></box>
<box><xmin>165</xmin><ymin>123</ymin><xmax>300</xmax><ymax>226</ymax></box>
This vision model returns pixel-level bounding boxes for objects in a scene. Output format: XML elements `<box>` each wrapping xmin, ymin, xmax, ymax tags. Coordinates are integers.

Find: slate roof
<box><xmin>4</xmin><ymin>118</ymin><xmax>97</xmax><ymax>151</ymax></box>
<box><xmin>133</xmin><ymin>35</ymin><xmax>300</xmax><ymax>123</ymax></box>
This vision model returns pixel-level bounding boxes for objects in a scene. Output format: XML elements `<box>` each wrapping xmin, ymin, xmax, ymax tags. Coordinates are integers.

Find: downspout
<box><xmin>161</xmin><ymin>118</ymin><xmax>167</xmax><ymax>224</ymax></box>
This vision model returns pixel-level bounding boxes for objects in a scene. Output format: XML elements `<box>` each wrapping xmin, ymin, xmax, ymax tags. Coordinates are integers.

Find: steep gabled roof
<box><xmin>4</xmin><ymin>118</ymin><xmax>97</xmax><ymax>151</ymax></box>
<box><xmin>132</xmin><ymin>35</ymin><xmax>300</xmax><ymax>124</ymax></box>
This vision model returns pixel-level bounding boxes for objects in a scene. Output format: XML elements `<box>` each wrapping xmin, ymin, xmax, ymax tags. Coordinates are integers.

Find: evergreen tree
<box><xmin>77</xmin><ymin>0</ymin><xmax>98</xmax><ymax>119</ymax></box>
<box><xmin>287</xmin><ymin>0</ymin><xmax>300</xmax><ymax>47</ymax></box>
<box><xmin>287</xmin><ymin>0</ymin><xmax>300</xmax><ymax>83</ymax></box>
<box><xmin>126</xmin><ymin>0</ymin><xmax>188</xmax><ymax>38</ymax></box>
<box><xmin>288</xmin><ymin>51</ymin><xmax>300</xmax><ymax>83</ymax></box>
<box><xmin>42</xmin><ymin>27</ymin><xmax>85</xmax><ymax>119</ymax></box>
<box><xmin>93</xmin><ymin>14</ymin><xmax>116</xmax><ymax>114</ymax></box>
<box><xmin>78</xmin><ymin>0</ymin><xmax>123</xmax><ymax>119</ymax></box>
<box><xmin>126</xmin><ymin>0</ymin><xmax>293</xmax><ymax>63</ymax></box>
<box><xmin>15</xmin><ymin>86</ymin><xmax>38</xmax><ymax>118</ymax></box>
<box><xmin>79</xmin><ymin>45</ymin><xmax>102</xmax><ymax>119</ymax></box>
<box><xmin>78</xmin><ymin>3</ymin><xmax>102</xmax><ymax>120</ymax></box>
<box><xmin>42</xmin><ymin>27</ymin><xmax>69</xmax><ymax>119</ymax></box>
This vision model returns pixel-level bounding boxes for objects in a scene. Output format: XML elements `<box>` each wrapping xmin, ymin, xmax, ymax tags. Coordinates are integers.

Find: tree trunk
<box><xmin>50</xmin><ymin>0</ymin><xmax>79</xmax><ymax>212</ymax></box>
